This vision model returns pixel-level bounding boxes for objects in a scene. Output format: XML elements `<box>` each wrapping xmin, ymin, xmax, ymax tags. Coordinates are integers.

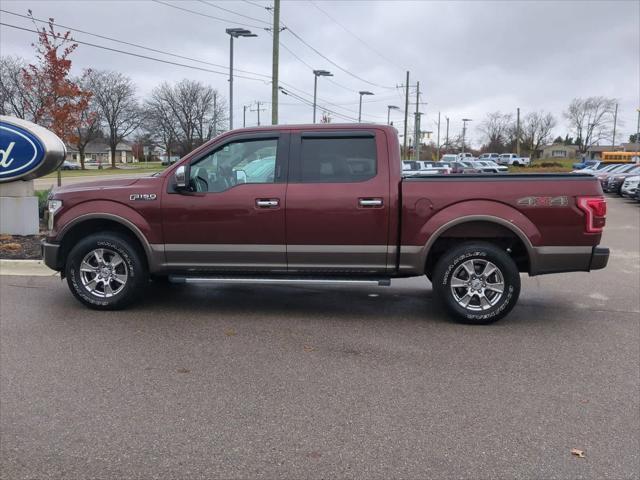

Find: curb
<box><xmin>0</xmin><ymin>259</ymin><xmax>58</xmax><ymax>277</ymax></box>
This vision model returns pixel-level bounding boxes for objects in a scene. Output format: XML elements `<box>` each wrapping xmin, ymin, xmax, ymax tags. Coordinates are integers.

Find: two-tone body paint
<box><xmin>46</xmin><ymin>124</ymin><xmax>607</xmax><ymax>277</ymax></box>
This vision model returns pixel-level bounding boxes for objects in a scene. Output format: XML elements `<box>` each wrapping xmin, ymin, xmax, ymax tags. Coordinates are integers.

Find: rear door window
<box><xmin>298</xmin><ymin>136</ymin><xmax>377</xmax><ymax>183</ymax></box>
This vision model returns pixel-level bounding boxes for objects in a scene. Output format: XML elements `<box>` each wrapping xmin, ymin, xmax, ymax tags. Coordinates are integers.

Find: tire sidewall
<box><xmin>434</xmin><ymin>243</ymin><xmax>520</xmax><ymax>324</ymax></box>
<box><xmin>66</xmin><ymin>233</ymin><xmax>146</xmax><ymax>310</ymax></box>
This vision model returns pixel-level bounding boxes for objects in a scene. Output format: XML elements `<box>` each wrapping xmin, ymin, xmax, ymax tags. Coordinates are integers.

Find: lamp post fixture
<box><xmin>358</xmin><ymin>91</ymin><xmax>374</xmax><ymax>122</ymax></box>
<box><xmin>312</xmin><ymin>70</ymin><xmax>332</xmax><ymax>123</ymax></box>
<box><xmin>226</xmin><ymin>28</ymin><xmax>257</xmax><ymax>130</ymax></box>
<box><xmin>387</xmin><ymin>105</ymin><xmax>399</xmax><ymax>125</ymax></box>
<box><xmin>461</xmin><ymin>118</ymin><xmax>472</xmax><ymax>156</ymax></box>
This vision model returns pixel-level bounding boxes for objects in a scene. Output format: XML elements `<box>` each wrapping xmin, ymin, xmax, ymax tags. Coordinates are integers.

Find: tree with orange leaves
<box><xmin>21</xmin><ymin>11</ymin><xmax>91</xmax><ymax>150</ymax></box>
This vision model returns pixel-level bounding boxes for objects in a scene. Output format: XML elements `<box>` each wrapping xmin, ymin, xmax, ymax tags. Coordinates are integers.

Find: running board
<box><xmin>168</xmin><ymin>275</ymin><xmax>391</xmax><ymax>287</ymax></box>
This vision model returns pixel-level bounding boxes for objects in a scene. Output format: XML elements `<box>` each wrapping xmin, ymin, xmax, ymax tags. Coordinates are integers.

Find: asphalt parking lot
<box><xmin>1</xmin><ymin>196</ymin><xmax>638</xmax><ymax>479</ymax></box>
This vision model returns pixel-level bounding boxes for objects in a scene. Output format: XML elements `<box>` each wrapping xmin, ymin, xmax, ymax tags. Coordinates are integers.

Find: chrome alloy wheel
<box><xmin>79</xmin><ymin>248</ymin><xmax>128</xmax><ymax>298</ymax></box>
<box><xmin>450</xmin><ymin>259</ymin><xmax>505</xmax><ymax>311</ymax></box>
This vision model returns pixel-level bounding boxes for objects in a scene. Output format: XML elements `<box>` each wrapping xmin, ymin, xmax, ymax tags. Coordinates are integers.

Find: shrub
<box><xmin>36</xmin><ymin>188</ymin><xmax>51</xmax><ymax>219</ymax></box>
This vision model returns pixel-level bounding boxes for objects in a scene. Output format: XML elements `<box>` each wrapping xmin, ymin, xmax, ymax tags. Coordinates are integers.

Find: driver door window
<box><xmin>189</xmin><ymin>139</ymin><xmax>278</xmax><ymax>193</ymax></box>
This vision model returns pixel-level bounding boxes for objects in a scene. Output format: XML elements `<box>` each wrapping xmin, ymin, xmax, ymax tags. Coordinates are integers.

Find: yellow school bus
<box><xmin>601</xmin><ymin>151</ymin><xmax>640</xmax><ymax>163</ymax></box>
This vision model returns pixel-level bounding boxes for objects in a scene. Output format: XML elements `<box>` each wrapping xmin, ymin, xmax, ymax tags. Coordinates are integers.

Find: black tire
<box><xmin>432</xmin><ymin>242</ymin><xmax>520</xmax><ymax>324</ymax></box>
<box><xmin>65</xmin><ymin>232</ymin><xmax>147</xmax><ymax>310</ymax></box>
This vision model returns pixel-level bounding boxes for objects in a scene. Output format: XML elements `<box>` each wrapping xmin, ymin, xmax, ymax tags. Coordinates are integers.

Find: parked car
<box><xmin>448</xmin><ymin>160</ymin><xmax>481</xmax><ymax>174</ymax></box>
<box><xmin>596</xmin><ymin>164</ymin><xmax>639</xmax><ymax>189</ymax></box>
<box><xmin>61</xmin><ymin>160</ymin><xmax>81</xmax><ymax>170</ymax></box>
<box><xmin>43</xmin><ymin>124</ymin><xmax>609</xmax><ymax>324</ymax></box>
<box><xmin>572</xmin><ymin>159</ymin><xmax>600</xmax><ymax>170</ymax></box>
<box><xmin>478</xmin><ymin>153</ymin><xmax>501</xmax><ymax>162</ymax></box>
<box><xmin>497</xmin><ymin>153</ymin><xmax>531</xmax><ymax>167</ymax></box>
<box><xmin>417</xmin><ymin>161</ymin><xmax>451</xmax><ymax>174</ymax></box>
<box><xmin>574</xmin><ymin>163</ymin><xmax>621</xmax><ymax>174</ymax></box>
<box><xmin>457</xmin><ymin>152</ymin><xmax>477</xmax><ymax>161</ymax></box>
<box><xmin>620</xmin><ymin>175</ymin><xmax>639</xmax><ymax>197</ymax></box>
<box><xmin>470</xmin><ymin>160</ymin><xmax>508</xmax><ymax>173</ymax></box>
<box><xmin>603</xmin><ymin>166</ymin><xmax>640</xmax><ymax>194</ymax></box>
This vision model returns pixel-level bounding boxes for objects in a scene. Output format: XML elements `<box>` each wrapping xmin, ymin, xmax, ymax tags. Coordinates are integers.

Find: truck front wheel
<box><xmin>432</xmin><ymin>242</ymin><xmax>520</xmax><ymax>324</ymax></box>
<box><xmin>65</xmin><ymin>232</ymin><xmax>148</xmax><ymax>310</ymax></box>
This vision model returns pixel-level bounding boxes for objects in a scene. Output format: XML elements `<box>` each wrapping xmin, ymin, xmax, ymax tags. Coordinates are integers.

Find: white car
<box><xmin>417</xmin><ymin>161</ymin><xmax>451</xmax><ymax>174</ymax></box>
<box><xmin>471</xmin><ymin>160</ymin><xmax>508</xmax><ymax>173</ymax></box>
<box><xmin>621</xmin><ymin>175</ymin><xmax>639</xmax><ymax>197</ymax></box>
<box><xmin>497</xmin><ymin>153</ymin><xmax>530</xmax><ymax>166</ymax></box>
<box><xmin>478</xmin><ymin>153</ymin><xmax>501</xmax><ymax>162</ymax></box>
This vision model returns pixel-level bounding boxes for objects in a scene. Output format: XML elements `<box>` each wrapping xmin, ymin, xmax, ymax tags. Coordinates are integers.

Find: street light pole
<box><xmin>387</xmin><ymin>105</ymin><xmax>399</xmax><ymax>125</ymax></box>
<box><xmin>312</xmin><ymin>69</ymin><xmax>332</xmax><ymax>123</ymax></box>
<box><xmin>226</xmin><ymin>28</ymin><xmax>257</xmax><ymax>131</ymax></box>
<box><xmin>358</xmin><ymin>91</ymin><xmax>374</xmax><ymax>122</ymax></box>
<box><xmin>461</xmin><ymin>118</ymin><xmax>472</xmax><ymax>156</ymax></box>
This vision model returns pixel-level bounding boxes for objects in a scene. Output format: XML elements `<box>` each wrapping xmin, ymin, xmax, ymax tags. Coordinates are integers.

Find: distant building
<box><xmin>540</xmin><ymin>143</ymin><xmax>579</xmax><ymax>159</ymax></box>
<box><xmin>66</xmin><ymin>141</ymin><xmax>136</xmax><ymax>164</ymax></box>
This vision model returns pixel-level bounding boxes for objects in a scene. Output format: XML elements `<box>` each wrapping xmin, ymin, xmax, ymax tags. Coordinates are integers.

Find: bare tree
<box><xmin>521</xmin><ymin>111</ymin><xmax>557</xmax><ymax>158</ymax></box>
<box><xmin>146</xmin><ymin>79</ymin><xmax>227</xmax><ymax>156</ymax></box>
<box><xmin>0</xmin><ymin>55</ymin><xmax>46</xmax><ymax>120</ymax></box>
<box><xmin>87</xmin><ymin>70</ymin><xmax>140</xmax><ymax>167</ymax></box>
<box><xmin>564</xmin><ymin>97</ymin><xmax>617</xmax><ymax>153</ymax></box>
<box><xmin>71</xmin><ymin>73</ymin><xmax>102</xmax><ymax>169</ymax></box>
<box><xmin>477</xmin><ymin>111</ymin><xmax>514</xmax><ymax>152</ymax></box>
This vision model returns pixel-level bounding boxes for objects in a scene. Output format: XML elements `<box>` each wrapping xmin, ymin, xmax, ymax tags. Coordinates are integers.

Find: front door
<box><xmin>162</xmin><ymin>134</ymin><xmax>288</xmax><ymax>272</ymax></box>
<box><xmin>285</xmin><ymin>130</ymin><xmax>390</xmax><ymax>273</ymax></box>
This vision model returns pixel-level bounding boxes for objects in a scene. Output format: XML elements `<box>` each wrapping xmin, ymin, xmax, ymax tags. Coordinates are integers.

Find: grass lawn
<box><xmin>44</xmin><ymin>164</ymin><xmax>166</xmax><ymax>178</ymax></box>
<box><xmin>509</xmin><ymin>157</ymin><xmax>576</xmax><ymax>173</ymax></box>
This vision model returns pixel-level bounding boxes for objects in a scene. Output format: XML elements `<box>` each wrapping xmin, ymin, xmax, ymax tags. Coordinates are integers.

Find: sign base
<box><xmin>0</xmin><ymin>180</ymin><xmax>40</xmax><ymax>235</ymax></box>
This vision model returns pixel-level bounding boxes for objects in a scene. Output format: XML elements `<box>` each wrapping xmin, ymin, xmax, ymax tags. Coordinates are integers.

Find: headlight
<box><xmin>47</xmin><ymin>199</ymin><xmax>62</xmax><ymax>230</ymax></box>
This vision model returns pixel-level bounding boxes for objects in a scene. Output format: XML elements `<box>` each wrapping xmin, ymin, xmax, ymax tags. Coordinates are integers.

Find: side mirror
<box><xmin>174</xmin><ymin>165</ymin><xmax>189</xmax><ymax>189</ymax></box>
<box><xmin>234</xmin><ymin>169</ymin><xmax>247</xmax><ymax>184</ymax></box>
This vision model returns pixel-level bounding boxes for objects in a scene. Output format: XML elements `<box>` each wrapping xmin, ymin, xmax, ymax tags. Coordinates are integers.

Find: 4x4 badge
<box><xmin>517</xmin><ymin>196</ymin><xmax>568</xmax><ymax>207</ymax></box>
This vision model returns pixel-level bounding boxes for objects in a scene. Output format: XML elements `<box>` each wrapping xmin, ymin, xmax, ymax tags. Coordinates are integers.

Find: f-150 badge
<box><xmin>130</xmin><ymin>193</ymin><xmax>157</xmax><ymax>201</ymax></box>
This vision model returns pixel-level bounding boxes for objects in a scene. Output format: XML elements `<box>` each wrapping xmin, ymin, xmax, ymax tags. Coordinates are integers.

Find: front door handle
<box><xmin>256</xmin><ymin>198</ymin><xmax>280</xmax><ymax>208</ymax></box>
<box><xmin>358</xmin><ymin>198</ymin><xmax>383</xmax><ymax>207</ymax></box>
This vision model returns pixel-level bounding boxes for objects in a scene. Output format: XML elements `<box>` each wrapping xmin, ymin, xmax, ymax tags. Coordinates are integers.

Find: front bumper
<box><xmin>41</xmin><ymin>240</ymin><xmax>62</xmax><ymax>271</ymax></box>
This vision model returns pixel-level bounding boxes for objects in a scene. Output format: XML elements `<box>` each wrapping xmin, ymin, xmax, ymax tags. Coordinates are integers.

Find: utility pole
<box><xmin>516</xmin><ymin>107</ymin><xmax>521</xmax><ymax>157</ymax></box>
<box><xmin>251</xmin><ymin>102</ymin><xmax>266</xmax><ymax>126</ymax></box>
<box><xmin>436</xmin><ymin>111</ymin><xmax>441</xmax><ymax>161</ymax></box>
<box><xmin>445</xmin><ymin>116</ymin><xmax>450</xmax><ymax>153</ymax></box>
<box><xmin>213</xmin><ymin>92</ymin><xmax>218</xmax><ymax>136</ymax></box>
<box><xmin>243</xmin><ymin>105</ymin><xmax>248</xmax><ymax>128</ymax></box>
<box><xmin>403</xmin><ymin>71</ymin><xmax>409</xmax><ymax>159</ymax></box>
<box><xmin>612</xmin><ymin>103</ymin><xmax>618</xmax><ymax>148</ymax></box>
<box><xmin>271</xmin><ymin>0</ymin><xmax>280</xmax><ymax>125</ymax></box>
<box><xmin>461</xmin><ymin>118</ymin><xmax>472</xmax><ymax>156</ymax></box>
<box><xmin>414</xmin><ymin>81</ymin><xmax>420</xmax><ymax>161</ymax></box>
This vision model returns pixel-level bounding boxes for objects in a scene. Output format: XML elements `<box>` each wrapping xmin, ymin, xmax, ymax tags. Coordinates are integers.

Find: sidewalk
<box><xmin>0</xmin><ymin>259</ymin><xmax>58</xmax><ymax>276</ymax></box>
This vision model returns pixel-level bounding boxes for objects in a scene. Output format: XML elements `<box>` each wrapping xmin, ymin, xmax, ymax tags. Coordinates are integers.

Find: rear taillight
<box><xmin>577</xmin><ymin>196</ymin><xmax>607</xmax><ymax>233</ymax></box>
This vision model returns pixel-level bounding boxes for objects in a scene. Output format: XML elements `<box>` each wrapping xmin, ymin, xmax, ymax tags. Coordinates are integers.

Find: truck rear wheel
<box><xmin>432</xmin><ymin>242</ymin><xmax>520</xmax><ymax>324</ymax></box>
<box><xmin>65</xmin><ymin>232</ymin><xmax>147</xmax><ymax>310</ymax></box>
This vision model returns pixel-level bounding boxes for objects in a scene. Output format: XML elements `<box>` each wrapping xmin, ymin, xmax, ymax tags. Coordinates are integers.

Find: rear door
<box><xmin>285</xmin><ymin>130</ymin><xmax>390</xmax><ymax>273</ymax></box>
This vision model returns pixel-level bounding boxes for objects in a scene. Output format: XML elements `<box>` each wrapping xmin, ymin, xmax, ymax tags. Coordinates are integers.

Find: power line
<box><xmin>0</xmin><ymin>22</ymin><xmax>268</xmax><ymax>82</ymax></box>
<box><xmin>0</xmin><ymin>9</ymin><xmax>273</xmax><ymax>80</ymax></box>
<box><xmin>307</xmin><ymin>0</ymin><xmax>405</xmax><ymax>72</ymax></box>
<box><xmin>152</xmin><ymin>0</ymin><xmax>267</xmax><ymax>30</ymax></box>
<box><xmin>242</xmin><ymin>0</ymin><xmax>268</xmax><ymax>9</ymax></box>
<box><xmin>198</xmin><ymin>0</ymin><xmax>271</xmax><ymax>25</ymax></box>
<box><xmin>280</xmin><ymin>21</ymin><xmax>396</xmax><ymax>90</ymax></box>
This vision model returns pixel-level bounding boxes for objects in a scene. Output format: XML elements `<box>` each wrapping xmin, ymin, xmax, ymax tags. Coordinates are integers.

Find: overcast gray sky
<box><xmin>1</xmin><ymin>0</ymin><xmax>638</xmax><ymax>146</ymax></box>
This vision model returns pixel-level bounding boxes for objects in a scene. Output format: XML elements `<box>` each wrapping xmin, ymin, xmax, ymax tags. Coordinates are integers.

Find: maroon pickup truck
<box><xmin>43</xmin><ymin>124</ymin><xmax>609</xmax><ymax>323</ymax></box>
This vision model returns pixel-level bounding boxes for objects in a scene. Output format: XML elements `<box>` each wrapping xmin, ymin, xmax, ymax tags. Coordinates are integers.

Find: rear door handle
<box><xmin>358</xmin><ymin>198</ymin><xmax>383</xmax><ymax>207</ymax></box>
<box><xmin>256</xmin><ymin>198</ymin><xmax>280</xmax><ymax>208</ymax></box>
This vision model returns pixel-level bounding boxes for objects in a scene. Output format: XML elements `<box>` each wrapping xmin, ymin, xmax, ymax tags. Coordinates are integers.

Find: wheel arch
<box><xmin>57</xmin><ymin>213</ymin><xmax>162</xmax><ymax>274</ymax></box>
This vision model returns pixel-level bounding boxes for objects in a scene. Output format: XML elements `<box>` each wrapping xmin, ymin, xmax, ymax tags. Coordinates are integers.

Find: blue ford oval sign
<box><xmin>0</xmin><ymin>116</ymin><xmax>66</xmax><ymax>183</ymax></box>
